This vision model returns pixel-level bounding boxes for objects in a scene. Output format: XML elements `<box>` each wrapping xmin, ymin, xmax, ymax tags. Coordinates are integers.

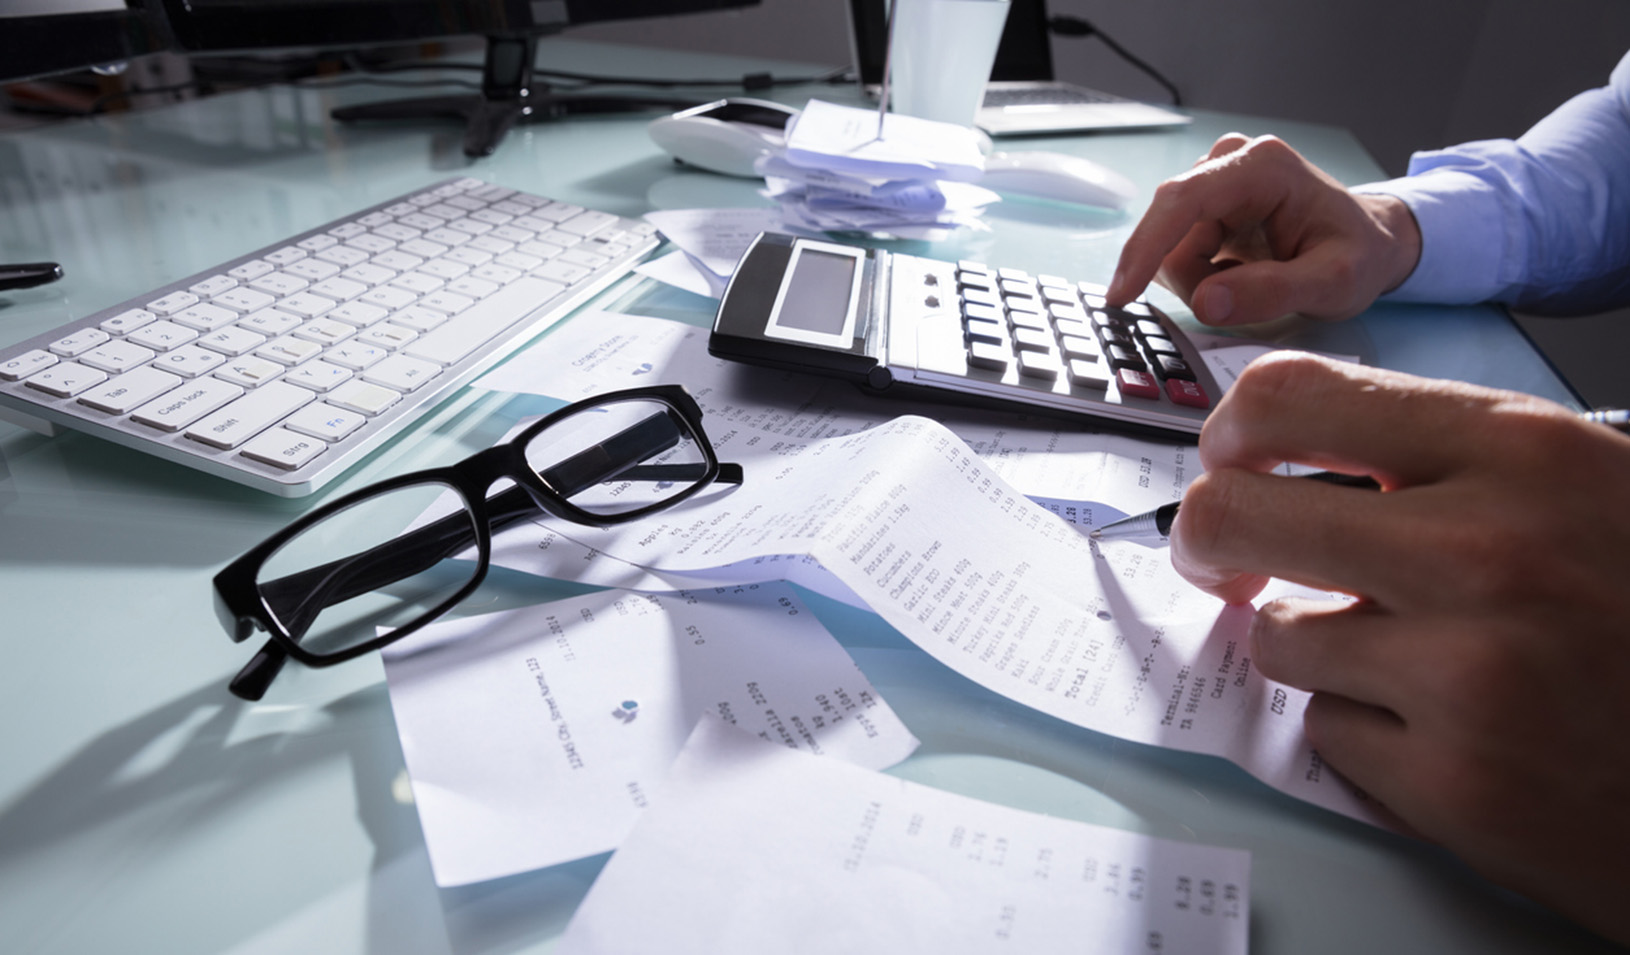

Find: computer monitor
<box><xmin>150</xmin><ymin>0</ymin><xmax>762</xmax><ymax>156</ymax></box>
<box><xmin>0</xmin><ymin>0</ymin><xmax>166</xmax><ymax>84</ymax></box>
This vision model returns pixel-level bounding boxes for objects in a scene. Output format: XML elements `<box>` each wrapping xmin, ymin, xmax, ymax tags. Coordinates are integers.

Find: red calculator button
<box><xmin>1116</xmin><ymin>367</ymin><xmax>1161</xmax><ymax>399</ymax></box>
<box><xmin>1165</xmin><ymin>377</ymin><xmax>1212</xmax><ymax>408</ymax></box>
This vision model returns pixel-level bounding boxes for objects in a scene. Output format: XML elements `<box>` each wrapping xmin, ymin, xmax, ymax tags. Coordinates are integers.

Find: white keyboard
<box><xmin>0</xmin><ymin>178</ymin><xmax>658</xmax><ymax>496</ymax></box>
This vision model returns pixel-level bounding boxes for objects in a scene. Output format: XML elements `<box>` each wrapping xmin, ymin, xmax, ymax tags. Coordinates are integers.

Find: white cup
<box><xmin>886</xmin><ymin>0</ymin><xmax>1012</xmax><ymax>127</ymax></box>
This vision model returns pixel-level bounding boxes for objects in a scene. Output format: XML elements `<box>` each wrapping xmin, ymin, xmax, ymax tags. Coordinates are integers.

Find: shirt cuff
<box><xmin>1351</xmin><ymin>169</ymin><xmax>1512</xmax><ymax>305</ymax></box>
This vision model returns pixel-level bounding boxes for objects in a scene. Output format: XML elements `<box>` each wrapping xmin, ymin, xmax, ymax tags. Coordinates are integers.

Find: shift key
<box><xmin>186</xmin><ymin>381</ymin><xmax>314</xmax><ymax>449</ymax></box>
<box><xmin>403</xmin><ymin>276</ymin><xmax>565</xmax><ymax>366</ymax></box>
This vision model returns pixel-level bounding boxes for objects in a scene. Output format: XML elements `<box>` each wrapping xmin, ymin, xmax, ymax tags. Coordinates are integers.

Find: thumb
<box><xmin>1191</xmin><ymin>249</ymin><xmax>1378</xmax><ymax>326</ymax></box>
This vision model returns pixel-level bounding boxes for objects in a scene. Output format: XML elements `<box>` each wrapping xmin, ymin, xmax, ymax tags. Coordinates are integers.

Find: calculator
<box><xmin>709</xmin><ymin>232</ymin><xmax>1218</xmax><ymax>437</ymax></box>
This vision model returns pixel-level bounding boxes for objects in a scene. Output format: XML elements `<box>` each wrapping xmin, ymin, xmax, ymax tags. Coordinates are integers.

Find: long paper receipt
<box><xmin>558</xmin><ymin>715</ymin><xmax>1251</xmax><ymax>955</ymax></box>
<box><xmin>380</xmin><ymin>583</ymin><xmax>919</xmax><ymax>885</ymax></box>
<box><xmin>524</xmin><ymin>415</ymin><xmax>1388</xmax><ymax>828</ymax></box>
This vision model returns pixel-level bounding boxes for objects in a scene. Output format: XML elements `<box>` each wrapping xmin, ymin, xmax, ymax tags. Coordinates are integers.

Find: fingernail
<box><xmin>1200</xmin><ymin>284</ymin><xmax>1233</xmax><ymax>323</ymax></box>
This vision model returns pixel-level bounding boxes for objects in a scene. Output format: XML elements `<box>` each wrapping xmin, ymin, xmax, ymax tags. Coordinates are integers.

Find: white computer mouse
<box><xmin>979</xmin><ymin>151</ymin><xmax>1138</xmax><ymax>209</ymax></box>
<box><xmin>647</xmin><ymin>98</ymin><xmax>799</xmax><ymax>178</ymax></box>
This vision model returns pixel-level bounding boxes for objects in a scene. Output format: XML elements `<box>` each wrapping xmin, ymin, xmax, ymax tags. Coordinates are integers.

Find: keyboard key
<box><xmin>228</xmin><ymin>259</ymin><xmax>275</xmax><ymax>282</ymax></box>
<box><xmin>146</xmin><ymin>291</ymin><xmax>200</xmax><ymax>316</ymax></box>
<box><xmin>26</xmin><ymin>361</ymin><xmax>108</xmax><ymax>397</ymax></box>
<box><xmin>80</xmin><ymin>339</ymin><xmax>157</xmax><ymax>374</ymax></box>
<box><xmin>328</xmin><ymin>379</ymin><xmax>401</xmax><ymax>415</ymax></box>
<box><xmin>151</xmin><ymin>344</ymin><xmax>227</xmax><ymax>378</ymax></box>
<box><xmin>100</xmin><ymin>308</ymin><xmax>158</xmax><ymax>335</ymax></box>
<box><xmin>215</xmin><ymin>356</ymin><xmax>284</xmax><ymax>388</ymax></box>
<box><xmin>283</xmin><ymin>359</ymin><xmax>354</xmax><ymax>392</ymax></box>
<box><xmin>127</xmin><ymin>320</ymin><xmax>200</xmax><ymax>351</ymax></box>
<box><xmin>402</xmin><ymin>276</ymin><xmax>564</xmax><ymax>366</ymax></box>
<box><xmin>364</xmin><ymin>354</ymin><xmax>441</xmax><ymax>392</ymax></box>
<box><xmin>195</xmin><ymin>326</ymin><xmax>267</xmax><ymax>357</ymax></box>
<box><xmin>50</xmin><ymin>328</ymin><xmax>111</xmax><ymax>357</ymax></box>
<box><xmin>172</xmin><ymin>303</ymin><xmax>240</xmax><ymax>332</ymax></box>
<box><xmin>3</xmin><ymin>349</ymin><xmax>59</xmax><ymax>381</ymax></box>
<box><xmin>132</xmin><ymin>377</ymin><xmax>244</xmax><ymax>431</ymax></box>
<box><xmin>185</xmin><ymin>380</ymin><xmax>314</xmax><ymax>448</ymax></box>
<box><xmin>79</xmin><ymin>365</ymin><xmax>183</xmax><ymax>414</ymax></box>
<box><xmin>241</xmin><ymin>427</ymin><xmax>327</xmax><ymax>470</ymax></box>
<box><xmin>263</xmin><ymin>246</ymin><xmax>309</xmax><ymax>266</ymax></box>
<box><xmin>249</xmin><ymin>272</ymin><xmax>310</xmax><ymax>297</ymax></box>
<box><xmin>212</xmin><ymin>287</ymin><xmax>277</xmax><ymax>314</ymax></box>
<box><xmin>256</xmin><ymin>336</ymin><xmax>323</xmax><ymax>366</ymax></box>
<box><xmin>188</xmin><ymin>274</ymin><xmax>238</xmax><ymax>298</ymax></box>
<box><xmin>284</xmin><ymin>402</ymin><xmax>367</xmax><ymax>441</ymax></box>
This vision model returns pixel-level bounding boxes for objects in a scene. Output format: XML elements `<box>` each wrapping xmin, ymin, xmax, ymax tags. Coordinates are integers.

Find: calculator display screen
<box><xmin>763</xmin><ymin>240</ymin><xmax>865</xmax><ymax>348</ymax></box>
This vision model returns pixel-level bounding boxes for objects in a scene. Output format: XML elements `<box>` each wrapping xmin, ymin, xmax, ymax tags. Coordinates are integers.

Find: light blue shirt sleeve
<box><xmin>1352</xmin><ymin>49</ymin><xmax>1630</xmax><ymax>313</ymax></box>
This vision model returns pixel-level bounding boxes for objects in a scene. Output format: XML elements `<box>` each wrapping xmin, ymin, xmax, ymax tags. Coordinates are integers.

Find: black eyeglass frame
<box><xmin>213</xmin><ymin>384</ymin><xmax>742</xmax><ymax>698</ymax></box>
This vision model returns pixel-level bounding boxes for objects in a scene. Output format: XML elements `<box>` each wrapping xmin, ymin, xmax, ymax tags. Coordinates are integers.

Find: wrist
<box><xmin>1357</xmin><ymin>193</ymin><xmax>1423</xmax><ymax>294</ymax></box>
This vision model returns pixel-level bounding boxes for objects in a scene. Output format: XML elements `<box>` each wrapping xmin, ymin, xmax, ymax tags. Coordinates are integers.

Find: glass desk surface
<box><xmin>0</xmin><ymin>39</ymin><xmax>1608</xmax><ymax>955</ymax></box>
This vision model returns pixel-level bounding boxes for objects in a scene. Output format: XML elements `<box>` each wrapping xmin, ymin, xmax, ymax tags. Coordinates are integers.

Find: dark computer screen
<box><xmin>154</xmin><ymin>0</ymin><xmax>759</xmax><ymax>54</ymax></box>
<box><xmin>144</xmin><ymin>0</ymin><xmax>763</xmax><ymax>156</ymax></box>
<box><xmin>0</xmin><ymin>1</ymin><xmax>166</xmax><ymax>84</ymax></box>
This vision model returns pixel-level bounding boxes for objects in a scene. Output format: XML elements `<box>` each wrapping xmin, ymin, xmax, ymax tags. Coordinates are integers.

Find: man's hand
<box><xmin>1106</xmin><ymin>134</ymin><xmax>1422</xmax><ymax>326</ymax></box>
<box><xmin>1171</xmin><ymin>352</ymin><xmax>1630</xmax><ymax>944</ymax></box>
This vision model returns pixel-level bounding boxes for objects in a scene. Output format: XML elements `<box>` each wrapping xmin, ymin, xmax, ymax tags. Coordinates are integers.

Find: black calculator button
<box><xmin>1099</xmin><ymin>327</ymin><xmax>1134</xmax><ymax>349</ymax></box>
<box><xmin>1155</xmin><ymin>355</ymin><xmax>1196</xmax><ymax>380</ymax></box>
<box><xmin>1134</xmin><ymin>319</ymin><xmax>1167</xmax><ymax>339</ymax></box>
<box><xmin>1142</xmin><ymin>335</ymin><xmax>1180</xmax><ymax>356</ymax></box>
<box><xmin>1107</xmin><ymin>344</ymin><xmax>1145</xmax><ymax>370</ymax></box>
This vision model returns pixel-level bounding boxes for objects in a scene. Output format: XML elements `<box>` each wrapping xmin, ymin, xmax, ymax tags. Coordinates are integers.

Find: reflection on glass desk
<box><xmin>0</xmin><ymin>39</ymin><xmax>1609</xmax><ymax>955</ymax></box>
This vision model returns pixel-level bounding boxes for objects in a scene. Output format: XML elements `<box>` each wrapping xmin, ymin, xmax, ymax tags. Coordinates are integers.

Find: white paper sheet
<box><xmin>472</xmin><ymin>311</ymin><xmax>1195</xmax><ymax>517</ymax></box>
<box><xmin>466</xmin><ymin>313</ymin><xmax>1388</xmax><ymax>827</ymax></box>
<box><xmin>642</xmin><ymin>207</ymin><xmax>786</xmax><ymax>285</ymax></box>
<box><xmin>558</xmin><ymin>715</ymin><xmax>1252</xmax><ymax>955</ymax></box>
<box><xmin>634</xmin><ymin>249</ymin><xmax>722</xmax><ymax>299</ymax></box>
<box><xmin>380</xmin><ymin>583</ymin><xmax>919</xmax><ymax>886</ymax></box>
<box><xmin>783</xmin><ymin>98</ymin><xmax>987</xmax><ymax>183</ymax></box>
<box><xmin>497</xmin><ymin>413</ymin><xmax>1387</xmax><ymax>827</ymax></box>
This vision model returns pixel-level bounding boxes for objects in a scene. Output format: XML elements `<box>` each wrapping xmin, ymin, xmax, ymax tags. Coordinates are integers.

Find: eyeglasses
<box><xmin>213</xmin><ymin>384</ymin><xmax>743</xmax><ymax>701</ymax></box>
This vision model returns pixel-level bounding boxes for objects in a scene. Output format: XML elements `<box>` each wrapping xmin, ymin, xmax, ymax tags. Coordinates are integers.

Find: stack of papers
<box><xmin>763</xmin><ymin>99</ymin><xmax>1000</xmax><ymax>239</ymax></box>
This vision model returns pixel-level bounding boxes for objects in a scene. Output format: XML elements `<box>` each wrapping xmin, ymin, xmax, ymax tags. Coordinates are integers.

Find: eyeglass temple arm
<box><xmin>257</xmin><ymin>413</ymin><xmax>740</xmax><ymax>639</ymax></box>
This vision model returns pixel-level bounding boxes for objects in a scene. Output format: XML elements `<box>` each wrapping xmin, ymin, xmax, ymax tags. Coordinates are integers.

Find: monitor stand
<box><xmin>330</xmin><ymin>33</ymin><xmax>698</xmax><ymax>158</ymax></box>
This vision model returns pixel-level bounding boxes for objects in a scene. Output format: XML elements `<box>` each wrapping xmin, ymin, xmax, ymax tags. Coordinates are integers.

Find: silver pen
<box><xmin>1090</xmin><ymin>407</ymin><xmax>1630</xmax><ymax>545</ymax></box>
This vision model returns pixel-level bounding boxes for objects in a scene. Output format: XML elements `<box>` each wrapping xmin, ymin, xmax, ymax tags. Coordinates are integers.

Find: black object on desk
<box><xmin>0</xmin><ymin>262</ymin><xmax>63</xmax><ymax>291</ymax></box>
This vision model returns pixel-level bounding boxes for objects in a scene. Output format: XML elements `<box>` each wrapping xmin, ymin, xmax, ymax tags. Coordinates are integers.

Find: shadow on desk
<box><xmin>0</xmin><ymin>678</ymin><xmax>437</xmax><ymax>953</ymax></box>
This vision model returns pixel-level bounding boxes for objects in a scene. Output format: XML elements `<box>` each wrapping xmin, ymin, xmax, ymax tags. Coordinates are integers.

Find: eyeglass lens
<box><xmin>256</xmin><ymin>482</ymin><xmax>481</xmax><ymax>657</ymax></box>
<box><xmin>249</xmin><ymin>397</ymin><xmax>712</xmax><ymax>660</ymax></box>
<box><xmin>524</xmin><ymin>397</ymin><xmax>709</xmax><ymax>517</ymax></box>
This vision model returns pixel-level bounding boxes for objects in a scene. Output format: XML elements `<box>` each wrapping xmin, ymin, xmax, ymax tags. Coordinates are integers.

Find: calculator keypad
<box><xmin>950</xmin><ymin>262</ymin><xmax>1210</xmax><ymax>409</ymax></box>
